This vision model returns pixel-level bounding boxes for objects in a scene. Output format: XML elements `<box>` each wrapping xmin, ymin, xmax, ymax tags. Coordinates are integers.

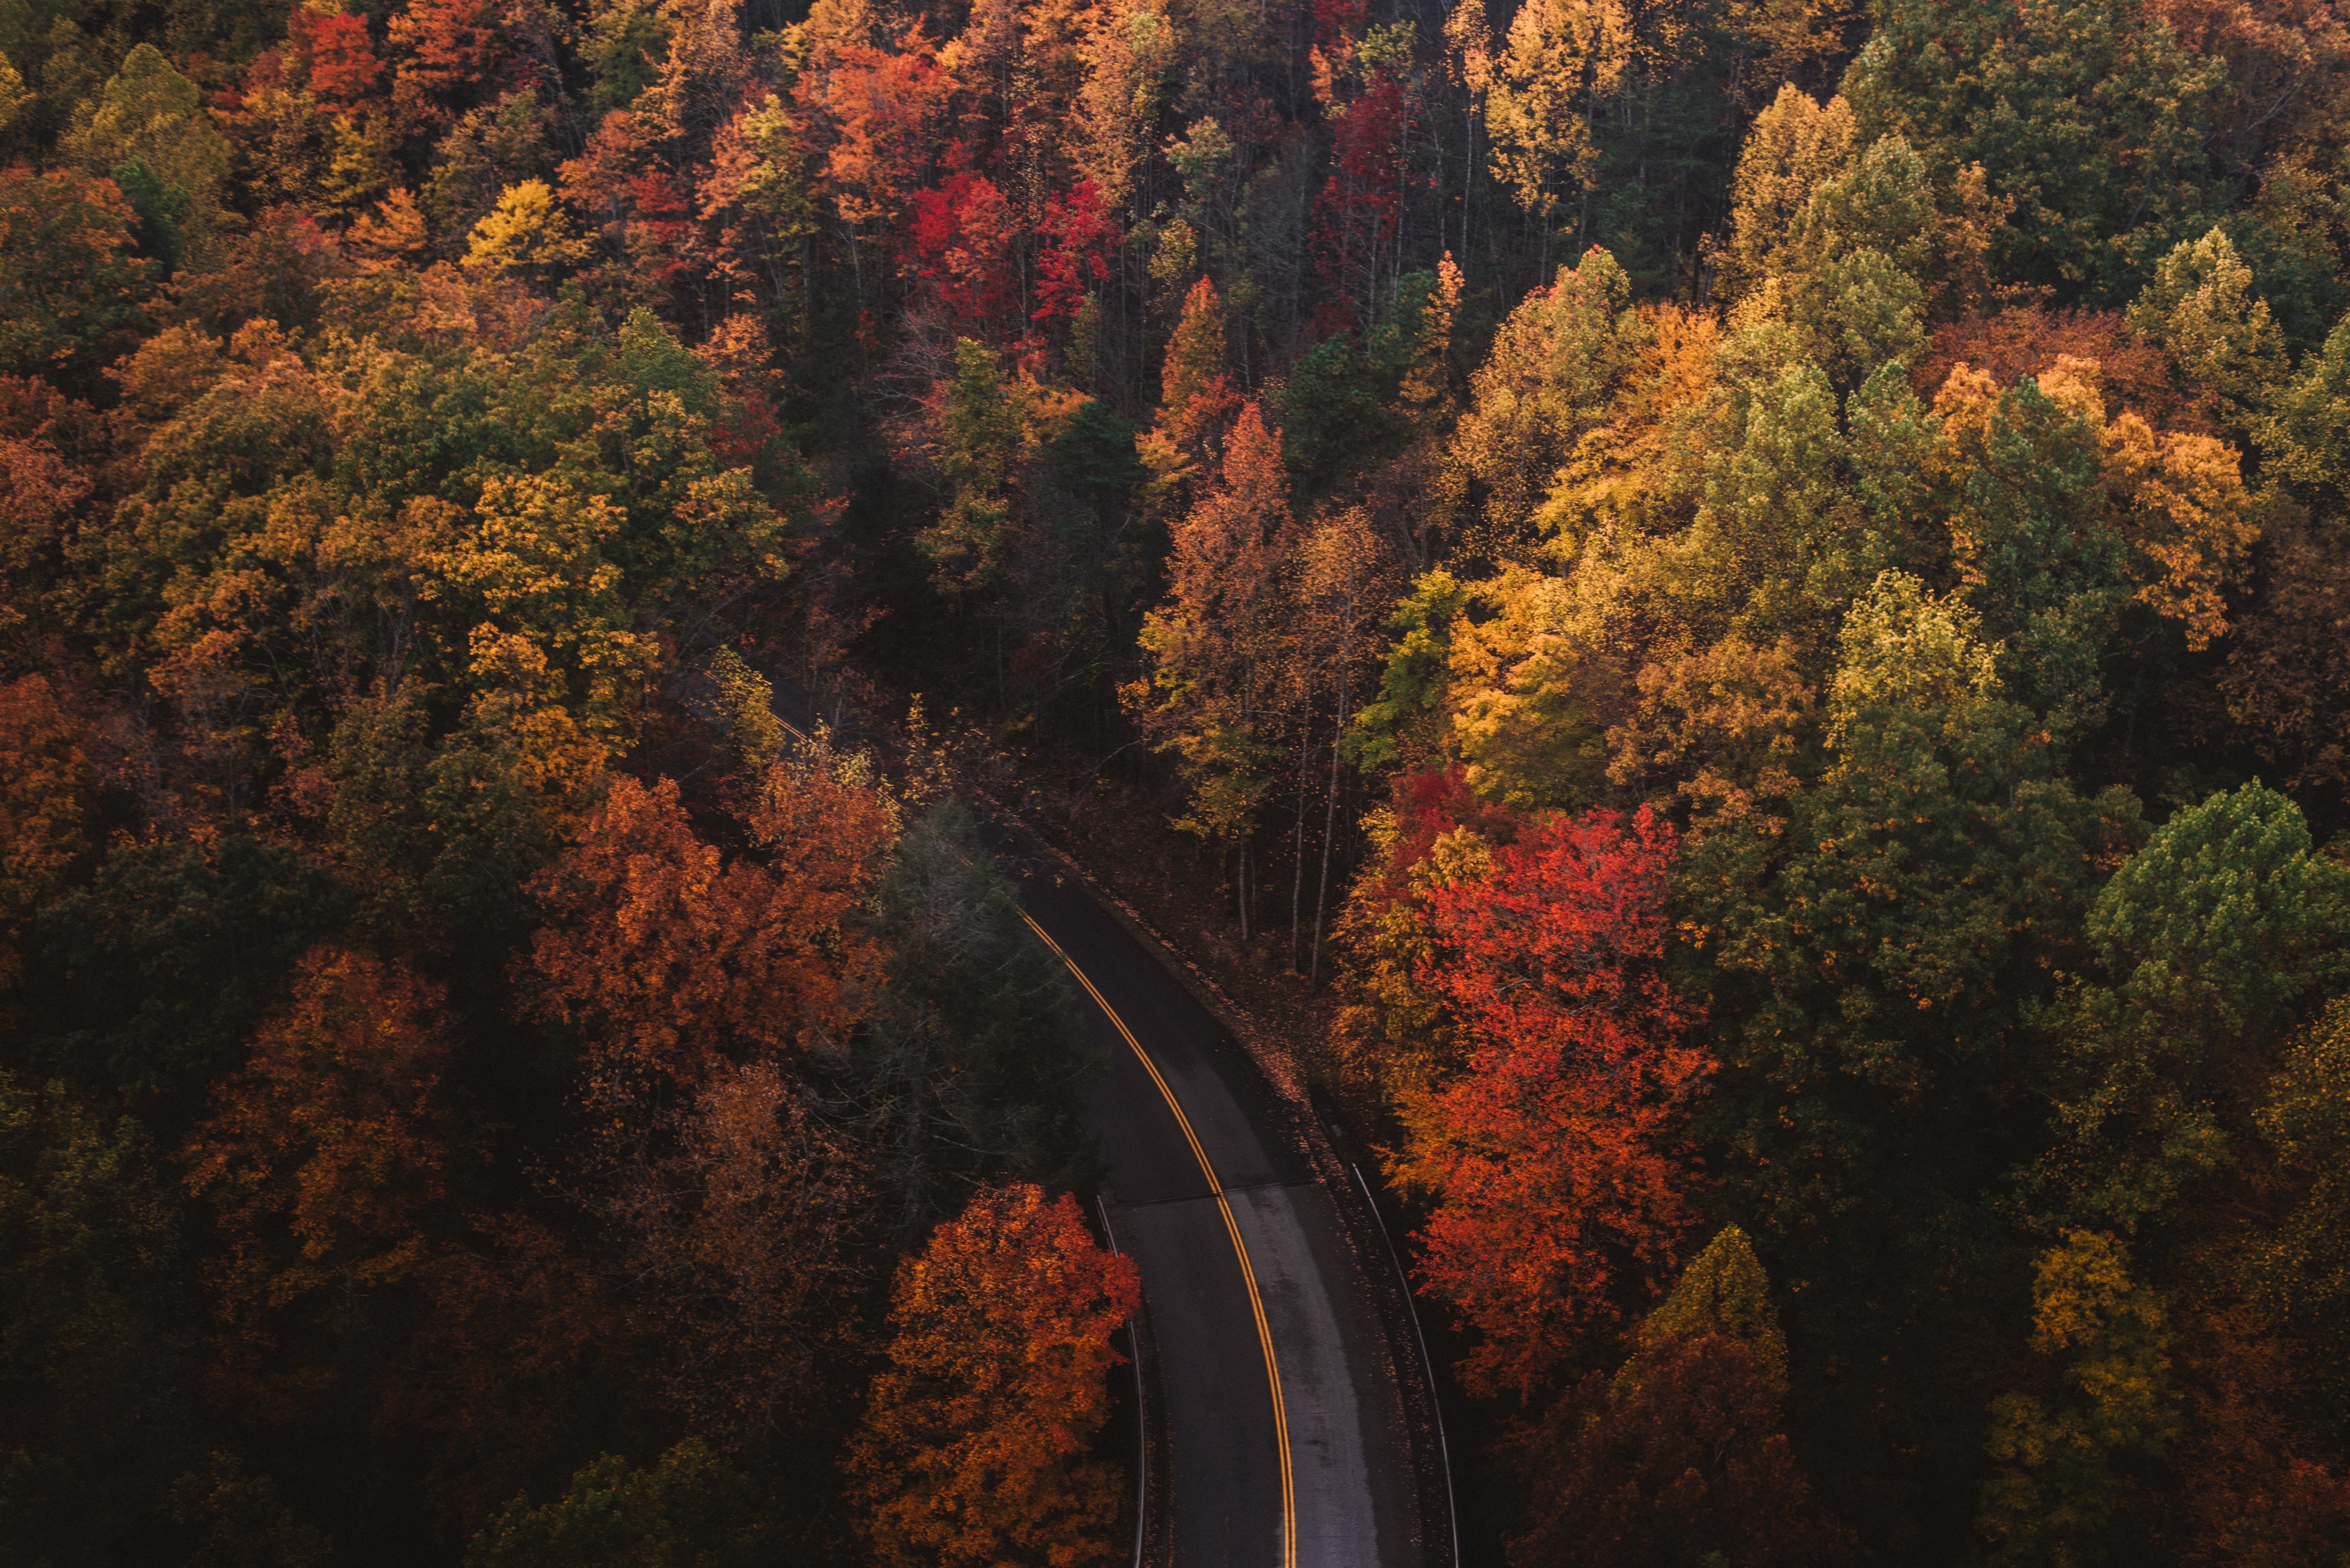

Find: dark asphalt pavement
<box><xmin>1004</xmin><ymin>849</ymin><xmax>1425</xmax><ymax>1568</ymax></box>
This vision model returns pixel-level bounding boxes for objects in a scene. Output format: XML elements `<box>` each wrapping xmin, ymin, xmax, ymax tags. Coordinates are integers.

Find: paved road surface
<box><xmin>1003</xmin><ymin>843</ymin><xmax>1430</xmax><ymax>1568</ymax></box>
<box><xmin>763</xmin><ymin>690</ymin><xmax>1439</xmax><ymax>1566</ymax></box>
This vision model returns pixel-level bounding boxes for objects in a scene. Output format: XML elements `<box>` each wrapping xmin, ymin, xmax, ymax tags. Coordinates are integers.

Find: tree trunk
<box><xmin>1311</xmin><ymin>675</ymin><xmax>1348</xmax><ymax>983</ymax></box>
<box><xmin>1237</xmin><ymin>838</ymin><xmax>1250</xmax><ymax>943</ymax></box>
<box><xmin>1291</xmin><ymin>712</ymin><xmax>1312</xmax><ymax>969</ymax></box>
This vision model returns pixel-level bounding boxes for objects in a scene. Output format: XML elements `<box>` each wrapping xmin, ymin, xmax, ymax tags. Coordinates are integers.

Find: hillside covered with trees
<box><xmin>2</xmin><ymin>0</ymin><xmax>2349</xmax><ymax>1557</ymax></box>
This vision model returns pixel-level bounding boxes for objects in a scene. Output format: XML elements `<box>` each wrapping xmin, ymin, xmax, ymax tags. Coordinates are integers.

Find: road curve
<box><xmin>996</xmin><ymin>833</ymin><xmax>1430</xmax><ymax>1568</ymax></box>
<box><xmin>762</xmin><ymin>691</ymin><xmax>1439</xmax><ymax>1565</ymax></box>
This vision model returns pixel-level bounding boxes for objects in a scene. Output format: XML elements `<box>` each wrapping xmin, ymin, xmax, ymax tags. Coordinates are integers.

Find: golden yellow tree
<box><xmin>463</xmin><ymin>180</ymin><xmax>592</xmax><ymax>278</ymax></box>
<box><xmin>1482</xmin><ymin>0</ymin><xmax>1630</xmax><ymax>249</ymax></box>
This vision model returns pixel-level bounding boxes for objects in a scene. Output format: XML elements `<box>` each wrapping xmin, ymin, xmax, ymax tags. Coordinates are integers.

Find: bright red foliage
<box><xmin>1033</xmin><ymin>178</ymin><xmax>1118</xmax><ymax>324</ymax></box>
<box><xmin>288</xmin><ymin>7</ymin><xmax>384</xmax><ymax>109</ymax></box>
<box><xmin>1365</xmin><ymin>765</ymin><xmax>1522</xmax><ymax>907</ymax></box>
<box><xmin>1312</xmin><ymin>72</ymin><xmax>1407</xmax><ymax>328</ymax></box>
<box><xmin>905</xmin><ymin>170</ymin><xmax>1022</xmax><ymax>332</ymax></box>
<box><xmin>1396</xmin><ymin>805</ymin><xmax>1708</xmax><ymax>1398</ymax></box>
<box><xmin>626</xmin><ymin>171</ymin><xmax>697</xmax><ymax>284</ymax></box>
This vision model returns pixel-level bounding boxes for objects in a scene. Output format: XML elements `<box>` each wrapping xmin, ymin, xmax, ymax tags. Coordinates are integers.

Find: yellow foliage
<box><xmin>1531</xmin><ymin>301</ymin><xmax>1719</xmax><ymax>550</ymax></box>
<box><xmin>1631</xmin><ymin>1225</ymin><xmax>1785</xmax><ymax>1390</ymax></box>
<box><xmin>464</xmin><ymin>180</ymin><xmax>592</xmax><ymax>277</ymax></box>
<box><xmin>0</xmin><ymin>51</ymin><xmax>28</xmax><ymax>136</ymax></box>
<box><xmin>1072</xmin><ymin>0</ymin><xmax>1174</xmax><ymax>208</ymax></box>
<box><xmin>1720</xmin><ymin>86</ymin><xmax>1856</xmax><ymax>303</ymax></box>
<box><xmin>1978</xmin><ymin>1231</ymin><xmax>2179</xmax><ymax>1564</ymax></box>
<box><xmin>1482</xmin><ymin>0</ymin><xmax>1630</xmax><ymax>219</ymax></box>
<box><xmin>1446</xmin><ymin>563</ymin><xmax>1633</xmax><ymax>810</ymax></box>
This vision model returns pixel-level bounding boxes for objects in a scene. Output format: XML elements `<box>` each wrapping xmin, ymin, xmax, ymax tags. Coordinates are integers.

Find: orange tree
<box><xmin>850</xmin><ymin>1182</ymin><xmax>1141</xmax><ymax>1568</ymax></box>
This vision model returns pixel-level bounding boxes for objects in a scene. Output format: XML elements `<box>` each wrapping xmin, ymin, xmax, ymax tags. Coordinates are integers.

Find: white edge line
<box><xmin>1352</xmin><ymin>1162</ymin><xmax>1459</xmax><ymax>1568</ymax></box>
<box><xmin>1098</xmin><ymin>1193</ymin><xmax>1147</xmax><ymax>1568</ymax></box>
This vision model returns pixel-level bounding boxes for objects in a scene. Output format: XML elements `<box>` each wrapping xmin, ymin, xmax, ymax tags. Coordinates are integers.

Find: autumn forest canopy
<box><xmin>2</xmin><ymin>0</ymin><xmax>2349</xmax><ymax>1555</ymax></box>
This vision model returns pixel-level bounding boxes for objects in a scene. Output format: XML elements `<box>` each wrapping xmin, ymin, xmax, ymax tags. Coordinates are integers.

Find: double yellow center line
<box><xmin>1019</xmin><ymin>912</ymin><xmax>1297</xmax><ymax>1568</ymax></box>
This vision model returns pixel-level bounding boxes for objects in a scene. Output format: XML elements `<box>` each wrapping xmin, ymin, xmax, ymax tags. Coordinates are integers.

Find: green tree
<box><xmin>1346</xmin><ymin>569</ymin><xmax>1473</xmax><ymax>774</ymax></box>
<box><xmin>1684</xmin><ymin>358</ymin><xmax>1882</xmax><ymax>658</ymax></box>
<box><xmin>2258</xmin><ymin>309</ymin><xmax>2350</xmax><ymax>514</ymax></box>
<box><xmin>1844</xmin><ymin>0</ymin><xmax>2223</xmax><ymax>303</ymax></box>
<box><xmin>0</xmin><ymin>1072</ymin><xmax>187</xmax><ymax>1563</ymax></box>
<box><xmin>32</xmin><ymin>836</ymin><xmax>352</xmax><ymax>1124</ymax></box>
<box><xmin>1936</xmin><ymin>370</ymin><xmax>2134</xmax><ymax>739</ymax></box>
<box><xmin>2126</xmin><ymin>228</ymin><xmax>2290</xmax><ymax>439</ymax></box>
<box><xmin>917</xmin><ymin>339</ymin><xmax>1055</xmax><ymax>599</ymax></box>
<box><xmin>0</xmin><ymin>165</ymin><xmax>149</xmax><ymax>375</ymax></box>
<box><xmin>840</xmin><ymin>803</ymin><xmax>1100</xmax><ymax>1245</ymax></box>
<box><xmin>467</xmin><ymin>1441</ymin><xmax>769</xmax><ymax>1568</ymax></box>
<box><xmin>326</xmin><ymin>684</ymin><xmax>585</xmax><ymax>957</ymax></box>
<box><xmin>2028</xmin><ymin>784</ymin><xmax>2350</xmax><ymax>1233</ymax></box>
<box><xmin>2252</xmin><ymin>997</ymin><xmax>2350</xmax><ymax>1423</ymax></box>
<box><xmin>1691</xmin><ymin>573</ymin><xmax>2138</xmax><ymax>1373</ymax></box>
<box><xmin>61</xmin><ymin>43</ymin><xmax>230</xmax><ymax>256</ymax></box>
<box><xmin>168</xmin><ymin>1452</ymin><xmax>336</xmax><ymax>1568</ymax></box>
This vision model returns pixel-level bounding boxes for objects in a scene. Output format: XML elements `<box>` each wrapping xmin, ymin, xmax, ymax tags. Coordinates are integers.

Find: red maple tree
<box><xmin>1395</xmin><ymin>805</ymin><xmax>1709</xmax><ymax>1398</ymax></box>
<box><xmin>905</xmin><ymin>170</ymin><xmax>1023</xmax><ymax>333</ymax></box>
<box><xmin>1033</xmin><ymin>178</ymin><xmax>1118</xmax><ymax>324</ymax></box>
<box><xmin>288</xmin><ymin>6</ymin><xmax>384</xmax><ymax>109</ymax></box>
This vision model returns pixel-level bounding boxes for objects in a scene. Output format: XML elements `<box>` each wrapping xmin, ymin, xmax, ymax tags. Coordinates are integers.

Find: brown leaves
<box><xmin>2220</xmin><ymin>506</ymin><xmax>2350</xmax><ymax>792</ymax></box>
<box><xmin>0</xmin><ymin>674</ymin><xmax>91</xmax><ymax>998</ymax></box>
<box><xmin>588</xmin><ymin>1061</ymin><xmax>869</xmax><ymax>1448</ymax></box>
<box><xmin>181</xmin><ymin>946</ymin><xmax>469</xmax><ymax>1408</ymax></box>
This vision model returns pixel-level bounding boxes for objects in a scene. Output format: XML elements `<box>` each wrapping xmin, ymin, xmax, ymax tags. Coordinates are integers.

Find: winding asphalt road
<box><xmin>767</xmin><ymin>693</ymin><xmax>1439</xmax><ymax>1565</ymax></box>
<box><xmin>999</xmin><ymin>837</ymin><xmax>1435</xmax><ymax>1568</ymax></box>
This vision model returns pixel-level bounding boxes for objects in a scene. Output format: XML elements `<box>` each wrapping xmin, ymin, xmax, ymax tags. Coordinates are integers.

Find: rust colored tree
<box><xmin>0</xmin><ymin>675</ymin><xmax>91</xmax><ymax>1003</ymax></box>
<box><xmin>587</xmin><ymin>1060</ymin><xmax>868</xmax><ymax>1450</ymax></box>
<box><xmin>1132</xmin><ymin>402</ymin><xmax>1296</xmax><ymax>937</ymax></box>
<box><xmin>1136</xmin><ymin>275</ymin><xmax>1240</xmax><ymax>495</ymax></box>
<box><xmin>180</xmin><ymin>946</ymin><xmax>472</xmax><ymax>1416</ymax></box>
<box><xmin>1513</xmin><ymin>1333</ymin><xmax>1847</xmax><ymax>1568</ymax></box>
<box><xmin>850</xmin><ymin>1183</ymin><xmax>1142</xmax><ymax>1568</ymax></box>
<box><xmin>519</xmin><ymin>756</ymin><xmax>896</xmax><ymax>1092</ymax></box>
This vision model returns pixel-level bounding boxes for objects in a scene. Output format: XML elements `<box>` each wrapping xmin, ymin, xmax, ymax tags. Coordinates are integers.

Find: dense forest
<box><xmin>2</xmin><ymin>0</ymin><xmax>2349</xmax><ymax>1554</ymax></box>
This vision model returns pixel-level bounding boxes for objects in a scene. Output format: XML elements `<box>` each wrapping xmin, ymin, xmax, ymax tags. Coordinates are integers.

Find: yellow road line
<box><xmin>1020</xmin><ymin>911</ymin><xmax>1297</xmax><ymax>1568</ymax></box>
